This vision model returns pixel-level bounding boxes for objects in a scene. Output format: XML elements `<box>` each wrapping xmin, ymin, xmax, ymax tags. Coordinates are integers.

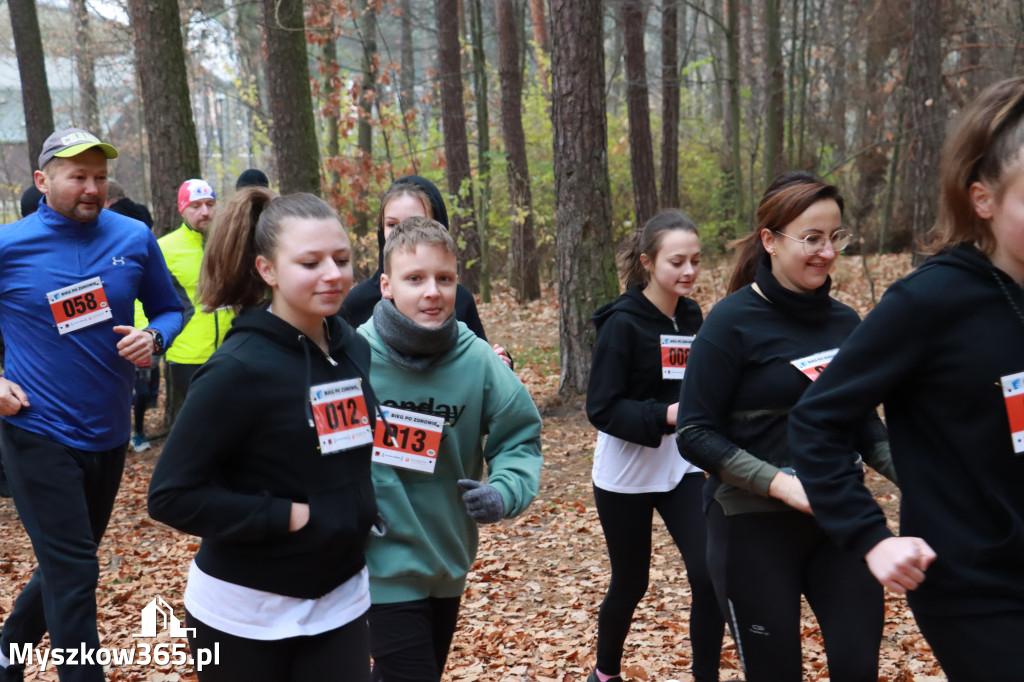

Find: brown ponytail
<box><xmin>727</xmin><ymin>171</ymin><xmax>845</xmax><ymax>293</ymax></box>
<box><xmin>198</xmin><ymin>188</ymin><xmax>342</xmax><ymax>311</ymax></box>
<box><xmin>616</xmin><ymin>209</ymin><xmax>699</xmax><ymax>290</ymax></box>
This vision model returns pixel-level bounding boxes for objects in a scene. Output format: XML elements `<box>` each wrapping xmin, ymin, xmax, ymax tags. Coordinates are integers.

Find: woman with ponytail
<box><xmin>148</xmin><ymin>188</ymin><xmax>377</xmax><ymax>681</ymax></box>
<box><xmin>585</xmin><ymin>210</ymin><xmax>723</xmax><ymax>682</ymax></box>
<box><xmin>676</xmin><ymin>172</ymin><xmax>895</xmax><ymax>682</ymax></box>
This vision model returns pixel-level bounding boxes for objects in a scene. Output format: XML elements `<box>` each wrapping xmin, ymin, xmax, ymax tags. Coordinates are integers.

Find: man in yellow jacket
<box><xmin>160</xmin><ymin>179</ymin><xmax>233</xmax><ymax>428</ymax></box>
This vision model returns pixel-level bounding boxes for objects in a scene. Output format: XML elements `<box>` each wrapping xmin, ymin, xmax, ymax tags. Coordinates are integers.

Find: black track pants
<box><xmin>706</xmin><ymin>501</ymin><xmax>882</xmax><ymax>682</ymax></box>
<box><xmin>593</xmin><ymin>473</ymin><xmax>724</xmax><ymax>681</ymax></box>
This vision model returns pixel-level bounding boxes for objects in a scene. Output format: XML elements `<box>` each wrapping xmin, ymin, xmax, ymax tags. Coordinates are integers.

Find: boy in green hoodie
<box><xmin>358</xmin><ymin>217</ymin><xmax>543</xmax><ymax>681</ymax></box>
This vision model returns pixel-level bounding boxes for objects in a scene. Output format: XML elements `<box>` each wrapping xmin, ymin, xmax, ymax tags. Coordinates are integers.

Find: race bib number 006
<box><xmin>310</xmin><ymin>379</ymin><xmax>373</xmax><ymax>454</ymax></box>
<box><xmin>373</xmin><ymin>406</ymin><xmax>444</xmax><ymax>474</ymax></box>
<box><xmin>47</xmin><ymin>277</ymin><xmax>112</xmax><ymax>334</ymax></box>
<box><xmin>661</xmin><ymin>335</ymin><xmax>694</xmax><ymax>380</ymax></box>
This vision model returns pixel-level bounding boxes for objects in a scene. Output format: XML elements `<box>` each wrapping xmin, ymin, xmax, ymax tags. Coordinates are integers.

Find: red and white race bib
<box><xmin>310</xmin><ymin>379</ymin><xmax>373</xmax><ymax>454</ymax></box>
<box><xmin>790</xmin><ymin>348</ymin><xmax>839</xmax><ymax>381</ymax></box>
<box><xmin>372</xmin><ymin>406</ymin><xmax>445</xmax><ymax>474</ymax></box>
<box><xmin>46</xmin><ymin>277</ymin><xmax>112</xmax><ymax>334</ymax></box>
<box><xmin>661</xmin><ymin>335</ymin><xmax>694</xmax><ymax>380</ymax></box>
<box><xmin>1000</xmin><ymin>371</ymin><xmax>1024</xmax><ymax>454</ymax></box>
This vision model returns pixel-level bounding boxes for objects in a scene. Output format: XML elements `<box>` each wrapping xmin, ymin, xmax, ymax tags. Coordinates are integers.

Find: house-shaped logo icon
<box><xmin>133</xmin><ymin>596</ymin><xmax>195</xmax><ymax>638</ymax></box>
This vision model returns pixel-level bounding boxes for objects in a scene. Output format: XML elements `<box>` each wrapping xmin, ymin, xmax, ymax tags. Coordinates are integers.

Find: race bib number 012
<box><xmin>1000</xmin><ymin>371</ymin><xmax>1024</xmax><ymax>454</ymax></box>
<box><xmin>790</xmin><ymin>348</ymin><xmax>840</xmax><ymax>381</ymax></box>
<box><xmin>661</xmin><ymin>335</ymin><xmax>694</xmax><ymax>380</ymax></box>
<box><xmin>310</xmin><ymin>379</ymin><xmax>372</xmax><ymax>454</ymax></box>
<box><xmin>47</xmin><ymin>277</ymin><xmax>112</xmax><ymax>334</ymax></box>
<box><xmin>373</xmin><ymin>406</ymin><xmax>444</xmax><ymax>474</ymax></box>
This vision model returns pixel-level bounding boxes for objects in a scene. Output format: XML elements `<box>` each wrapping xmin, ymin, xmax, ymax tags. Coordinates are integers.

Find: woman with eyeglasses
<box><xmin>676</xmin><ymin>171</ymin><xmax>897</xmax><ymax>682</ymax></box>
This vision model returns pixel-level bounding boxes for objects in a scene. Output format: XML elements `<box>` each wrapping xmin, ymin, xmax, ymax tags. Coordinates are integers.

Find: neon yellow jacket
<box><xmin>157</xmin><ymin>223</ymin><xmax>233</xmax><ymax>364</ymax></box>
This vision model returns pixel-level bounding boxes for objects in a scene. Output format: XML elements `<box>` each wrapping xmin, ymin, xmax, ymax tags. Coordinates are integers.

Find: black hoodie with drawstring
<box><xmin>586</xmin><ymin>286</ymin><xmax>703</xmax><ymax>447</ymax></box>
<box><xmin>791</xmin><ymin>243</ymin><xmax>1024</xmax><ymax>616</ymax></box>
<box><xmin>148</xmin><ymin>307</ymin><xmax>378</xmax><ymax>599</ymax></box>
<box><xmin>339</xmin><ymin>175</ymin><xmax>486</xmax><ymax>339</ymax></box>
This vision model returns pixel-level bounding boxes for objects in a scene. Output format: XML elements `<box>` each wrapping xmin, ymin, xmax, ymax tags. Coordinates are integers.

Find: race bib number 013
<box><xmin>47</xmin><ymin>277</ymin><xmax>112</xmax><ymax>334</ymax></box>
<box><xmin>373</xmin><ymin>406</ymin><xmax>444</xmax><ymax>474</ymax></box>
<box><xmin>661</xmin><ymin>335</ymin><xmax>694</xmax><ymax>380</ymax></box>
<box><xmin>1000</xmin><ymin>371</ymin><xmax>1024</xmax><ymax>454</ymax></box>
<box><xmin>790</xmin><ymin>348</ymin><xmax>840</xmax><ymax>381</ymax></box>
<box><xmin>310</xmin><ymin>379</ymin><xmax>373</xmax><ymax>454</ymax></box>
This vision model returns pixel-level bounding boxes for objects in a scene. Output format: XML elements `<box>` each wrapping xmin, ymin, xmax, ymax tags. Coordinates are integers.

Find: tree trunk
<box><xmin>323</xmin><ymin>34</ymin><xmax>341</xmax><ymax>198</ymax></box>
<box><xmin>71</xmin><ymin>0</ymin><xmax>99</xmax><ymax>132</ymax></box>
<box><xmin>550</xmin><ymin>0</ymin><xmax>618</xmax><ymax>397</ymax></box>
<box><xmin>232</xmin><ymin>0</ymin><xmax>268</xmax><ymax>170</ymax></box>
<box><xmin>529</xmin><ymin>0</ymin><xmax>550</xmax><ymax>92</ymax></box>
<box><xmin>262</xmin><ymin>0</ymin><xmax>321</xmax><ymax>196</ymax></box>
<box><xmin>469</xmin><ymin>0</ymin><xmax>491</xmax><ymax>302</ymax></box>
<box><xmin>399</xmin><ymin>0</ymin><xmax>416</xmax><ymax>111</ymax></box>
<box><xmin>763</xmin><ymin>0</ymin><xmax>785</xmax><ymax>183</ymax></box>
<box><xmin>621</xmin><ymin>0</ymin><xmax>658</xmax><ymax>228</ymax></box>
<box><xmin>8</xmin><ymin>0</ymin><xmax>55</xmax><ymax>172</ymax></box>
<box><xmin>127</xmin><ymin>0</ymin><xmax>201</xmax><ymax>234</ymax></box>
<box><xmin>660</xmin><ymin>0</ymin><xmax>679</xmax><ymax>209</ymax></box>
<box><xmin>356</xmin><ymin>0</ymin><xmax>378</xmax><ymax>235</ymax></box>
<box><xmin>904</xmin><ymin>0</ymin><xmax>944</xmax><ymax>263</ymax></box>
<box><xmin>435</xmin><ymin>0</ymin><xmax>481</xmax><ymax>291</ymax></box>
<box><xmin>725</xmin><ymin>0</ymin><xmax>745</xmax><ymax>231</ymax></box>
<box><xmin>497</xmin><ymin>0</ymin><xmax>540</xmax><ymax>302</ymax></box>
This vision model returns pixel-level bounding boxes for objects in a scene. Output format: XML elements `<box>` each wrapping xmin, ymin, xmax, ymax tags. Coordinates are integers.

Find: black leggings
<box><xmin>706</xmin><ymin>502</ymin><xmax>882</xmax><ymax>682</ymax></box>
<box><xmin>368</xmin><ymin>597</ymin><xmax>462</xmax><ymax>682</ymax></box>
<box><xmin>913</xmin><ymin>608</ymin><xmax>1024</xmax><ymax>682</ymax></box>
<box><xmin>593</xmin><ymin>473</ymin><xmax>724</xmax><ymax>681</ymax></box>
<box><xmin>186</xmin><ymin>609</ymin><xmax>370</xmax><ymax>682</ymax></box>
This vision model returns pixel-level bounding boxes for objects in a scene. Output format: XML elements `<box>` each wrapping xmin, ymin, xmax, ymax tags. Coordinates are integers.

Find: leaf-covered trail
<box><xmin>0</xmin><ymin>255</ymin><xmax>946</xmax><ymax>680</ymax></box>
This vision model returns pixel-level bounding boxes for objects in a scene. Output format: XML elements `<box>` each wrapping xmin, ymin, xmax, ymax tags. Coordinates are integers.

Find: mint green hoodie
<box><xmin>358</xmin><ymin>320</ymin><xmax>543</xmax><ymax>603</ymax></box>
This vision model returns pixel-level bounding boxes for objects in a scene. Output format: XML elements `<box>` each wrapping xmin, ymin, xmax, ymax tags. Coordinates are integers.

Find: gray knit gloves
<box><xmin>457</xmin><ymin>479</ymin><xmax>505</xmax><ymax>524</ymax></box>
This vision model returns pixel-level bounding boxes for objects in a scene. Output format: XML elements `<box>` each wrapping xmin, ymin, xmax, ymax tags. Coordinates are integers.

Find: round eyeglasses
<box><xmin>773</xmin><ymin>229</ymin><xmax>853</xmax><ymax>255</ymax></box>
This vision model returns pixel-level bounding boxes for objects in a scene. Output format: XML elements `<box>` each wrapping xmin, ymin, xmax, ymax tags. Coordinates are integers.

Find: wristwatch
<box><xmin>144</xmin><ymin>328</ymin><xmax>165</xmax><ymax>354</ymax></box>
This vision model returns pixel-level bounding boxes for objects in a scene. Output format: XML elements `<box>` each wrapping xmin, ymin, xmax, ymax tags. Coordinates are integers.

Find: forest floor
<box><xmin>0</xmin><ymin>252</ymin><xmax>947</xmax><ymax>681</ymax></box>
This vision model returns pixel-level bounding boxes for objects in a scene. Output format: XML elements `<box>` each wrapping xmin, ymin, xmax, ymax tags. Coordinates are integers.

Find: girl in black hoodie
<box><xmin>585</xmin><ymin>210</ymin><xmax>723</xmax><ymax>682</ymax></box>
<box><xmin>677</xmin><ymin>174</ymin><xmax>895</xmax><ymax>682</ymax></box>
<box><xmin>790</xmin><ymin>77</ymin><xmax>1024</xmax><ymax>681</ymax></box>
<box><xmin>148</xmin><ymin>189</ymin><xmax>377</xmax><ymax>681</ymax></box>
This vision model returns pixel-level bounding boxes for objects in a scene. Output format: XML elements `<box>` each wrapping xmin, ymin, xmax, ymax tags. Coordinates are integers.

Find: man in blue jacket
<box><xmin>0</xmin><ymin>128</ymin><xmax>183</xmax><ymax>682</ymax></box>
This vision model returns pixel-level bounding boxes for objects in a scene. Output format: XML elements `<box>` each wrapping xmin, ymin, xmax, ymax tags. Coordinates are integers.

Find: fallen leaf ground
<box><xmin>0</xmin><ymin>253</ymin><xmax>947</xmax><ymax>681</ymax></box>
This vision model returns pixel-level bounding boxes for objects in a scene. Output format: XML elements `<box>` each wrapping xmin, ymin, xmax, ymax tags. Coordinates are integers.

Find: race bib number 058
<box><xmin>373</xmin><ymin>406</ymin><xmax>444</xmax><ymax>474</ymax></box>
<box><xmin>47</xmin><ymin>277</ymin><xmax>112</xmax><ymax>334</ymax></box>
<box><xmin>310</xmin><ymin>379</ymin><xmax>372</xmax><ymax>454</ymax></box>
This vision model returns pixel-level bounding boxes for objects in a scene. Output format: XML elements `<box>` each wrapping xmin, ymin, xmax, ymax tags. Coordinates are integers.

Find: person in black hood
<box><xmin>340</xmin><ymin>176</ymin><xmax>513</xmax><ymax>368</ymax></box>
<box><xmin>104</xmin><ymin>180</ymin><xmax>154</xmax><ymax>228</ymax></box>
<box><xmin>148</xmin><ymin>188</ymin><xmax>377</xmax><ymax>681</ymax></box>
<box><xmin>677</xmin><ymin>173</ymin><xmax>895</xmax><ymax>682</ymax></box>
<box><xmin>585</xmin><ymin>210</ymin><xmax>723</xmax><ymax>682</ymax></box>
<box><xmin>790</xmin><ymin>77</ymin><xmax>1024</xmax><ymax>682</ymax></box>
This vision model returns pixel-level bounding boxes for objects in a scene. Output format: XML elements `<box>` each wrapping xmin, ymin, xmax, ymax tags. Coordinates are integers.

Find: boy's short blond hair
<box><xmin>383</xmin><ymin>217</ymin><xmax>458</xmax><ymax>274</ymax></box>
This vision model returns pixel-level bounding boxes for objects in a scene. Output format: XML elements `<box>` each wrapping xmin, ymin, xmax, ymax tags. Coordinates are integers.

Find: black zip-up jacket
<box><xmin>791</xmin><ymin>244</ymin><xmax>1024</xmax><ymax>615</ymax></box>
<box><xmin>148</xmin><ymin>308</ymin><xmax>378</xmax><ymax>599</ymax></box>
<box><xmin>586</xmin><ymin>287</ymin><xmax>703</xmax><ymax>447</ymax></box>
